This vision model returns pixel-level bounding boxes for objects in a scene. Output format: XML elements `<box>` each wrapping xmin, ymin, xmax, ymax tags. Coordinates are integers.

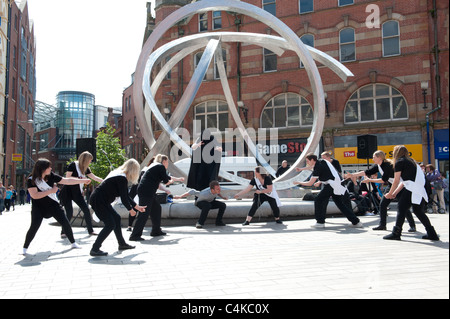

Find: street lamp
<box><xmin>421</xmin><ymin>81</ymin><xmax>428</xmax><ymax>109</ymax></box>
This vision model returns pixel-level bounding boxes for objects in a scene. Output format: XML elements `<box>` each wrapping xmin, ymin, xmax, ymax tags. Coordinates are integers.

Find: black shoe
<box><xmin>373</xmin><ymin>225</ymin><xmax>387</xmax><ymax>231</ymax></box>
<box><xmin>275</xmin><ymin>219</ymin><xmax>283</xmax><ymax>224</ymax></box>
<box><xmin>423</xmin><ymin>226</ymin><xmax>440</xmax><ymax>241</ymax></box>
<box><xmin>90</xmin><ymin>249</ymin><xmax>108</xmax><ymax>256</ymax></box>
<box><xmin>383</xmin><ymin>226</ymin><xmax>402</xmax><ymax>240</ymax></box>
<box><xmin>129</xmin><ymin>236</ymin><xmax>145</xmax><ymax>241</ymax></box>
<box><xmin>118</xmin><ymin>243</ymin><xmax>135</xmax><ymax>251</ymax></box>
<box><xmin>215</xmin><ymin>221</ymin><xmax>226</xmax><ymax>226</ymax></box>
<box><xmin>242</xmin><ymin>220</ymin><xmax>250</xmax><ymax>226</ymax></box>
<box><xmin>150</xmin><ymin>231</ymin><xmax>167</xmax><ymax>237</ymax></box>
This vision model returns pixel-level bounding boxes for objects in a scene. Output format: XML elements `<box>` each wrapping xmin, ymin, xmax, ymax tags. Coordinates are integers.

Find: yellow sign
<box><xmin>12</xmin><ymin>153</ymin><xmax>23</xmax><ymax>162</ymax></box>
<box><xmin>334</xmin><ymin>144</ymin><xmax>423</xmax><ymax>165</ymax></box>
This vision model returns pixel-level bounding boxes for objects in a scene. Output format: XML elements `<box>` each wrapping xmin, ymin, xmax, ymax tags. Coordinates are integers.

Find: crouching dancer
<box><xmin>23</xmin><ymin>158</ymin><xmax>91</xmax><ymax>255</ymax></box>
<box><xmin>89</xmin><ymin>159</ymin><xmax>147</xmax><ymax>256</ymax></box>
<box><xmin>294</xmin><ymin>153</ymin><xmax>363</xmax><ymax>229</ymax></box>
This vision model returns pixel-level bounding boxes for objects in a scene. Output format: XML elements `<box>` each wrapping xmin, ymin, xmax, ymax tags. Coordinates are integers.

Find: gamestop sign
<box><xmin>256</xmin><ymin>138</ymin><xmax>312</xmax><ymax>163</ymax></box>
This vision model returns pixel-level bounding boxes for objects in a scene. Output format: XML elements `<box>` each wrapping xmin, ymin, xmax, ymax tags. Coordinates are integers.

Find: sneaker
<box><xmin>372</xmin><ymin>225</ymin><xmax>387</xmax><ymax>231</ymax></box>
<box><xmin>275</xmin><ymin>219</ymin><xmax>283</xmax><ymax>224</ymax></box>
<box><xmin>311</xmin><ymin>223</ymin><xmax>325</xmax><ymax>229</ymax></box>
<box><xmin>118</xmin><ymin>243</ymin><xmax>135</xmax><ymax>251</ymax></box>
<box><xmin>195</xmin><ymin>223</ymin><xmax>203</xmax><ymax>229</ymax></box>
<box><xmin>350</xmin><ymin>222</ymin><xmax>364</xmax><ymax>228</ymax></box>
<box><xmin>90</xmin><ymin>249</ymin><xmax>108</xmax><ymax>257</ymax></box>
<box><xmin>71</xmin><ymin>242</ymin><xmax>81</xmax><ymax>249</ymax></box>
<box><xmin>242</xmin><ymin>220</ymin><xmax>250</xmax><ymax>226</ymax></box>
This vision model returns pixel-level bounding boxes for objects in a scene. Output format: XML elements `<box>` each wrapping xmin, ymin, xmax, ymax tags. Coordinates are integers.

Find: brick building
<box><xmin>124</xmin><ymin>0</ymin><xmax>449</xmax><ymax>176</ymax></box>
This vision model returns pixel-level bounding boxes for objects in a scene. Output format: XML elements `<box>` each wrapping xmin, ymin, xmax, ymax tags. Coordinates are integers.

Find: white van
<box><xmin>165</xmin><ymin>156</ymin><xmax>257</xmax><ymax>195</ymax></box>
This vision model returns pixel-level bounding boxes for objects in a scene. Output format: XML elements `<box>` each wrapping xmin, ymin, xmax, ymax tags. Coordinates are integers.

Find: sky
<box><xmin>26</xmin><ymin>0</ymin><xmax>155</xmax><ymax>109</ymax></box>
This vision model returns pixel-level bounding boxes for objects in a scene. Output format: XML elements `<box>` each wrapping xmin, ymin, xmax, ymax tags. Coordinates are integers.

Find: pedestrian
<box><xmin>276</xmin><ymin>160</ymin><xmax>290</xmax><ymax>177</ymax></box>
<box><xmin>129</xmin><ymin>155</ymin><xmax>184</xmax><ymax>241</ymax></box>
<box><xmin>234</xmin><ymin>166</ymin><xmax>283</xmax><ymax>225</ymax></box>
<box><xmin>23</xmin><ymin>158</ymin><xmax>91</xmax><ymax>255</ymax></box>
<box><xmin>19</xmin><ymin>188</ymin><xmax>26</xmax><ymax>205</ymax></box>
<box><xmin>11</xmin><ymin>186</ymin><xmax>17</xmax><ymax>211</ymax></box>
<box><xmin>175</xmin><ymin>180</ymin><xmax>227</xmax><ymax>228</ymax></box>
<box><xmin>425</xmin><ymin>164</ymin><xmax>448</xmax><ymax>214</ymax></box>
<box><xmin>89</xmin><ymin>159</ymin><xmax>146</xmax><ymax>256</ymax></box>
<box><xmin>345</xmin><ymin>150</ymin><xmax>417</xmax><ymax>231</ymax></box>
<box><xmin>4</xmin><ymin>187</ymin><xmax>12</xmax><ymax>211</ymax></box>
<box><xmin>294</xmin><ymin>153</ymin><xmax>363</xmax><ymax>229</ymax></box>
<box><xmin>384</xmin><ymin>145</ymin><xmax>439</xmax><ymax>241</ymax></box>
<box><xmin>59</xmin><ymin>151</ymin><xmax>104</xmax><ymax>237</ymax></box>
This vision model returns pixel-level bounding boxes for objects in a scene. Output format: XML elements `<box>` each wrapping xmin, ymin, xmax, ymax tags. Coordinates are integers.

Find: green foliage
<box><xmin>90</xmin><ymin>123</ymin><xmax>127</xmax><ymax>179</ymax></box>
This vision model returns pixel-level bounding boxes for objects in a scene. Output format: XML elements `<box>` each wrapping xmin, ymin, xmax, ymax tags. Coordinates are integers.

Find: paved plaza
<box><xmin>0</xmin><ymin>202</ymin><xmax>448</xmax><ymax>301</ymax></box>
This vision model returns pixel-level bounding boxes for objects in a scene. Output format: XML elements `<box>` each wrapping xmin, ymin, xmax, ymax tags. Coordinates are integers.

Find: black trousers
<box><xmin>195</xmin><ymin>200</ymin><xmax>226</xmax><ymax>225</ymax></box>
<box><xmin>90</xmin><ymin>193</ymin><xmax>126</xmax><ymax>251</ymax></box>
<box><xmin>315</xmin><ymin>184</ymin><xmax>360</xmax><ymax>225</ymax></box>
<box><xmin>248</xmin><ymin>193</ymin><xmax>280</xmax><ymax>218</ymax></box>
<box><xmin>395</xmin><ymin>188</ymin><xmax>433</xmax><ymax>230</ymax></box>
<box><xmin>63</xmin><ymin>191</ymin><xmax>94</xmax><ymax>233</ymax></box>
<box><xmin>378</xmin><ymin>185</ymin><xmax>416</xmax><ymax>228</ymax></box>
<box><xmin>130</xmin><ymin>195</ymin><xmax>162</xmax><ymax>238</ymax></box>
<box><xmin>24</xmin><ymin>205</ymin><xmax>75</xmax><ymax>249</ymax></box>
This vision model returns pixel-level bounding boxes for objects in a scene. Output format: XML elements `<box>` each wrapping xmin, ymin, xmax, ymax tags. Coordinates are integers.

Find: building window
<box><xmin>212</xmin><ymin>11</ymin><xmax>222</xmax><ymax>30</ymax></box>
<box><xmin>261</xmin><ymin>93</ymin><xmax>313</xmax><ymax>128</ymax></box>
<box><xmin>382</xmin><ymin>20</ymin><xmax>400</xmax><ymax>57</ymax></box>
<box><xmin>299</xmin><ymin>0</ymin><xmax>314</xmax><ymax>14</ymax></box>
<box><xmin>214</xmin><ymin>49</ymin><xmax>227</xmax><ymax>79</ymax></box>
<box><xmin>263</xmin><ymin>48</ymin><xmax>277</xmax><ymax>72</ymax></box>
<box><xmin>194</xmin><ymin>51</ymin><xmax>207</xmax><ymax>81</ymax></box>
<box><xmin>344</xmin><ymin>84</ymin><xmax>408</xmax><ymax>124</ymax></box>
<box><xmin>340</xmin><ymin>28</ymin><xmax>356</xmax><ymax>62</ymax></box>
<box><xmin>338</xmin><ymin>0</ymin><xmax>354</xmax><ymax>6</ymax></box>
<box><xmin>199</xmin><ymin>13</ymin><xmax>208</xmax><ymax>32</ymax></box>
<box><xmin>300</xmin><ymin>34</ymin><xmax>314</xmax><ymax>68</ymax></box>
<box><xmin>263</xmin><ymin>0</ymin><xmax>276</xmax><ymax>16</ymax></box>
<box><xmin>195</xmin><ymin>101</ymin><xmax>229</xmax><ymax>132</ymax></box>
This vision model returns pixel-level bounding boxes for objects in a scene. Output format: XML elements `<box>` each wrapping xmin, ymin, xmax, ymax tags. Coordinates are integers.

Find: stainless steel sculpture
<box><xmin>133</xmin><ymin>0</ymin><xmax>353</xmax><ymax>190</ymax></box>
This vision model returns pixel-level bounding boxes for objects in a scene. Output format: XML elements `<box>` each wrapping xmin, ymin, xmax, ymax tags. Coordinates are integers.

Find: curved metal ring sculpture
<box><xmin>133</xmin><ymin>0</ymin><xmax>353</xmax><ymax>190</ymax></box>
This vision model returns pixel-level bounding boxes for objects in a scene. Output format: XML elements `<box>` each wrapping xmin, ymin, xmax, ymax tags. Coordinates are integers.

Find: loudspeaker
<box><xmin>357</xmin><ymin>135</ymin><xmax>377</xmax><ymax>159</ymax></box>
<box><xmin>76</xmin><ymin>138</ymin><xmax>96</xmax><ymax>162</ymax></box>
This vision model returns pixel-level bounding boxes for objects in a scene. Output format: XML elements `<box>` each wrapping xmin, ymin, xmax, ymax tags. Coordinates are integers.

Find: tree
<box><xmin>90</xmin><ymin>123</ymin><xmax>127</xmax><ymax>179</ymax></box>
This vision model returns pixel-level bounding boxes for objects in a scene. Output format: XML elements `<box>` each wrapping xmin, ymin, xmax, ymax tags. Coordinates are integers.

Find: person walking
<box><xmin>294</xmin><ymin>153</ymin><xmax>363</xmax><ymax>229</ymax></box>
<box><xmin>23</xmin><ymin>158</ymin><xmax>91</xmax><ymax>255</ymax></box>
<box><xmin>89</xmin><ymin>159</ymin><xmax>146</xmax><ymax>256</ymax></box>
<box><xmin>234</xmin><ymin>166</ymin><xmax>283</xmax><ymax>225</ymax></box>
<box><xmin>60</xmin><ymin>151</ymin><xmax>103</xmax><ymax>236</ymax></box>
<box><xmin>425</xmin><ymin>164</ymin><xmax>448</xmax><ymax>214</ymax></box>
<box><xmin>346</xmin><ymin>150</ymin><xmax>417</xmax><ymax>231</ymax></box>
<box><xmin>175</xmin><ymin>180</ymin><xmax>227</xmax><ymax>228</ymax></box>
<box><xmin>384</xmin><ymin>145</ymin><xmax>439</xmax><ymax>241</ymax></box>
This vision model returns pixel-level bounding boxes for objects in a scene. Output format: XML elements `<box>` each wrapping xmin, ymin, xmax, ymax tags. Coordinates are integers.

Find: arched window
<box><xmin>261</xmin><ymin>93</ymin><xmax>313</xmax><ymax>128</ymax></box>
<box><xmin>340</xmin><ymin>28</ymin><xmax>355</xmax><ymax>62</ymax></box>
<box><xmin>194</xmin><ymin>100</ymin><xmax>229</xmax><ymax>131</ymax></box>
<box><xmin>382</xmin><ymin>20</ymin><xmax>400</xmax><ymax>57</ymax></box>
<box><xmin>344</xmin><ymin>84</ymin><xmax>408</xmax><ymax>124</ymax></box>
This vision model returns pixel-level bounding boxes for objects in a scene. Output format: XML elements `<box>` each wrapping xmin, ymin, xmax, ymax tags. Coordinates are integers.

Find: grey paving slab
<box><xmin>0</xmin><ymin>203</ymin><xmax>448</xmax><ymax>300</ymax></box>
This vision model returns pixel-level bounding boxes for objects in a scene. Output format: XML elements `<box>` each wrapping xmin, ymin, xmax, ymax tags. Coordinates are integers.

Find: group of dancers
<box><xmin>22</xmin><ymin>144</ymin><xmax>440</xmax><ymax>257</ymax></box>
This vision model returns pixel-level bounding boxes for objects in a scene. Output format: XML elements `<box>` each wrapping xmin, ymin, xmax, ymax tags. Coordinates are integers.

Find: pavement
<box><xmin>0</xmin><ymin>202</ymin><xmax>448</xmax><ymax>301</ymax></box>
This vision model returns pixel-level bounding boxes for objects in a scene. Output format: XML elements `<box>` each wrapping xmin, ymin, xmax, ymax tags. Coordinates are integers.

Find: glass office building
<box><xmin>55</xmin><ymin>91</ymin><xmax>95</xmax><ymax>158</ymax></box>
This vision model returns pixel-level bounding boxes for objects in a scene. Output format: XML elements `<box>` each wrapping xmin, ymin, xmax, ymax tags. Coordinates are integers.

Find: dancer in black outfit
<box><xmin>23</xmin><ymin>159</ymin><xmax>91</xmax><ymax>255</ymax></box>
<box><xmin>89</xmin><ymin>159</ymin><xmax>146</xmax><ymax>256</ymax></box>
<box><xmin>130</xmin><ymin>155</ymin><xmax>184</xmax><ymax>241</ymax></box>
<box><xmin>60</xmin><ymin>151</ymin><xmax>103</xmax><ymax>236</ymax></box>
<box><xmin>346</xmin><ymin>150</ymin><xmax>416</xmax><ymax>231</ymax></box>
<box><xmin>234</xmin><ymin>166</ymin><xmax>282</xmax><ymax>225</ymax></box>
<box><xmin>384</xmin><ymin>145</ymin><xmax>439</xmax><ymax>241</ymax></box>
<box><xmin>294</xmin><ymin>153</ymin><xmax>363</xmax><ymax>229</ymax></box>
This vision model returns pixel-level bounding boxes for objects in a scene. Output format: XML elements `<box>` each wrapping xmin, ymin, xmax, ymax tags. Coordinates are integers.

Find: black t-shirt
<box><xmin>250</xmin><ymin>176</ymin><xmax>273</xmax><ymax>189</ymax></box>
<box><xmin>394</xmin><ymin>157</ymin><xmax>417</xmax><ymax>181</ymax></box>
<box><xmin>137</xmin><ymin>163</ymin><xmax>171</xmax><ymax>199</ymax></box>
<box><xmin>365</xmin><ymin>160</ymin><xmax>394</xmax><ymax>184</ymax></box>
<box><xmin>91</xmin><ymin>175</ymin><xmax>136</xmax><ymax>211</ymax></box>
<box><xmin>27</xmin><ymin>172</ymin><xmax>63</xmax><ymax>212</ymax></box>
<box><xmin>65</xmin><ymin>161</ymin><xmax>91</xmax><ymax>195</ymax></box>
<box><xmin>311</xmin><ymin>159</ymin><xmax>335</xmax><ymax>182</ymax></box>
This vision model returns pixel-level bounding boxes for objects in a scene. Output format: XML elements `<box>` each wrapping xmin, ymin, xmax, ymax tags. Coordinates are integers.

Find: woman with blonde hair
<box><xmin>384</xmin><ymin>146</ymin><xmax>439</xmax><ymax>241</ymax></box>
<box><xmin>346</xmin><ymin>150</ymin><xmax>416</xmax><ymax>231</ymax></box>
<box><xmin>60</xmin><ymin>151</ymin><xmax>103</xmax><ymax>236</ymax></box>
<box><xmin>89</xmin><ymin>159</ymin><xmax>146</xmax><ymax>256</ymax></box>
